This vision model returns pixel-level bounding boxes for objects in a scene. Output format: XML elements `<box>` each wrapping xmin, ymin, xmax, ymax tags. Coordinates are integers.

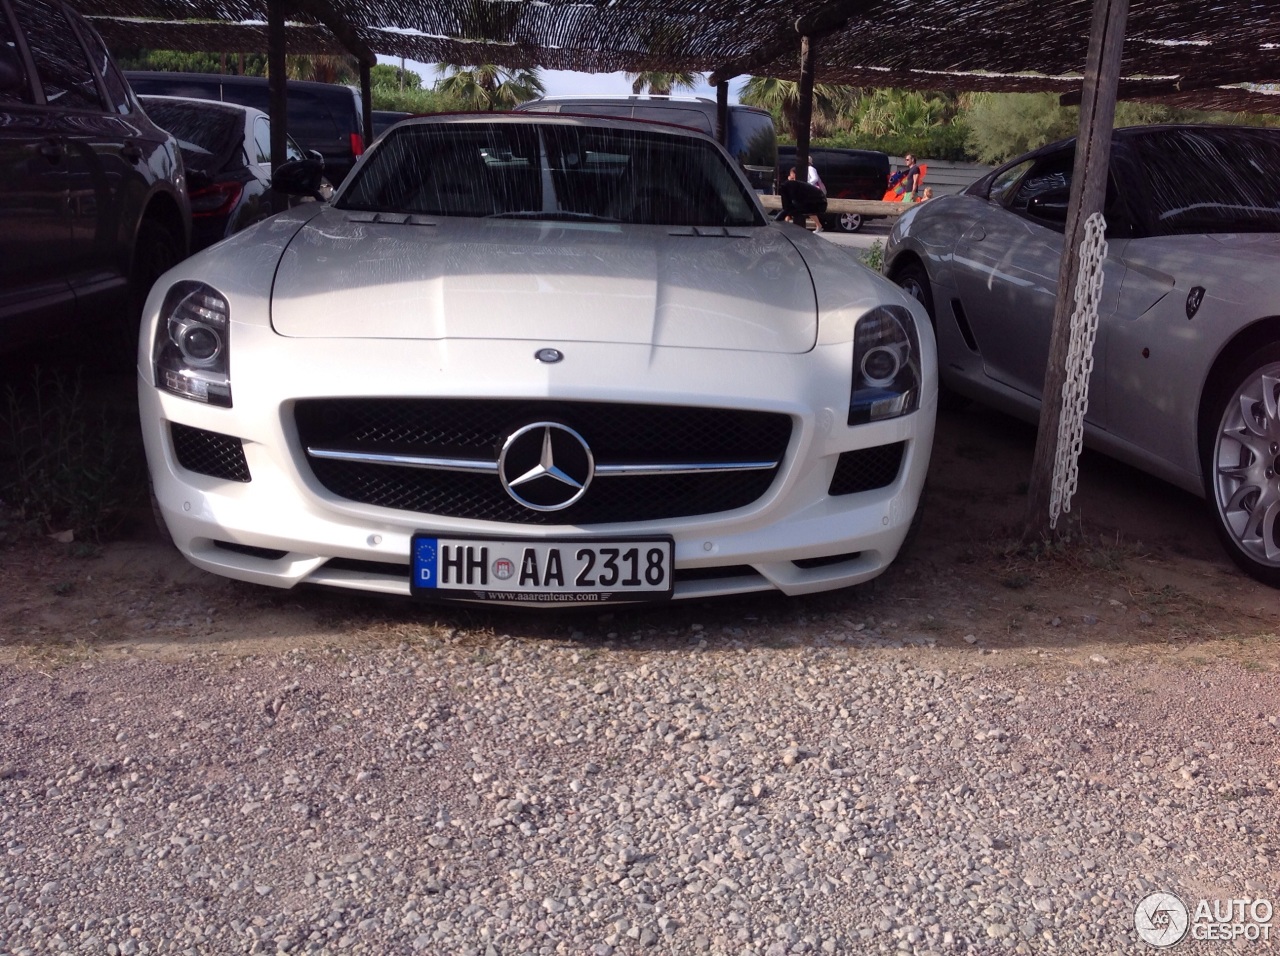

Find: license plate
<box><xmin>410</xmin><ymin>534</ymin><xmax>674</xmax><ymax>605</ymax></box>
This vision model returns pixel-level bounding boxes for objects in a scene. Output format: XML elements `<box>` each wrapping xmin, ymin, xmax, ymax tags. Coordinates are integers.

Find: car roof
<box><xmin>126</xmin><ymin>70</ymin><xmax>355</xmax><ymax>96</ymax></box>
<box><xmin>390</xmin><ymin>110</ymin><xmax>720</xmax><ymax>141</ymax></box>
<box><xmin>139</xmin><ymin>94</ymin><xmax>266</xmax><ymax>122</ymax></box>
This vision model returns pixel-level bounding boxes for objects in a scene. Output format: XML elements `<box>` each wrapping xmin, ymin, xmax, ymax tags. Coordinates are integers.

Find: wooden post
<box><xmin>359</xmin><ymin>58</ymin><xmax>374</xmax><ymax>147</ymax></box>
<box><xmin>716</xmin><ymin>80</ymin><xmax>729</xmax><ymax>147</ymax></box>
<box><xmin>267</xmin><ymin>0</ymin><xmax>288</xmax><ymax>168</ymax></box>
<box><xmin>795</xmin><ymin>35</ymin><xmax>816</xmax><ymax>176</ymax></box>
<box><xmin>1023</xmin><ymin>0</ymin><xmax>1129</xmax><ymax>539</ymax></box>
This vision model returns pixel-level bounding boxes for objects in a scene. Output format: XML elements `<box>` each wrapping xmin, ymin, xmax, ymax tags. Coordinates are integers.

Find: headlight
<box><xmin>153</xmin><ymin>281</ymin><xmax>232</xmax><ymax>407</ymax></box>
<box><xmin>849</xmin><ymin>305</ymin><xmax>919</xmax><ymax>424</ymax></box>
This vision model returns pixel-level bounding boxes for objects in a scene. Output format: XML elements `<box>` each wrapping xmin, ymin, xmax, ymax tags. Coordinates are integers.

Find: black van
<box><xmin>516</xmin><ymin>95</ymin><xmax>778</xmax><ymax>194</ymax></box>
<box><xmin>778</xmin><ymin>145</ymin><xmax>890</xmax><ymax>232</ymax></box>
<box><xmin>126</xmin><ymin>71</ymin><xmax>365</xmax><ymax>185</ymax></box>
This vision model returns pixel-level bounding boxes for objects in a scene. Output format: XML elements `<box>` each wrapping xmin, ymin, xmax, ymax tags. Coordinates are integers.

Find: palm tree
<box><xmin>285</xmin><ymin>55</ymin><xmax>358</xmax><ymax>85</ymax></box>
<box><xmin>434</xmin><ymin>63</ymin><xmax>545</xmax><ymax>111</ymax></box>
<box><xmin>738</xmin><ymin>76</ymin><xmax>857</xmax><ymax>139</ymax></box>
<box><xmin>625</xmin><ymin>71</ymin><xmax>700</xmax><ymax>96</ymax></box>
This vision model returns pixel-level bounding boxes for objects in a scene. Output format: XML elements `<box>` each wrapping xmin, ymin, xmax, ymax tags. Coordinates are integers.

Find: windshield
<box><xmin>337</xmin><ymin>120</ymin><xmax>765</xmax><ymax>227</ymax></box>
<box><xmin>142</xmin><ymin>99</ymin><xmax>241</xmax><ymax>173</ymax></box>
<box><xmin>1132</xmin><ymin>128</ymin><xmax>1280</xmax><ymax>235</ymax></box>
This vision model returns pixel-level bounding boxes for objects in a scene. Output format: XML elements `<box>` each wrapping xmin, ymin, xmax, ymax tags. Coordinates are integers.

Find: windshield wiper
<box><xmin>486</xmin><ymin>211</ymin><xmax>620</xmax><ymax>223</ymax></box>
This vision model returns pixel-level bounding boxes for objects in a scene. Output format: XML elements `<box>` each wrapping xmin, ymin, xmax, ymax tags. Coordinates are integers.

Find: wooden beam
<box><xmin>293</xmin><ymin>0</ymin><xmax>376</xmax><ymax>63</ymax></box>
<box><xmin>708</xmin><ymin>0</ymin><xmax>864</xmax><ymax>86</ymax></box>
<box><xmin>716</xmin><ymin>80</ymin><xmax>729</xmax><ymax>147</ymax></box>
<box><xmin>1024</xmin><ymin>0</ymin><xmax>1130</xmax><ymax>539</ymax></box>
<box><xmin>1059</xmin><ymin>74</ymin><xmax>1249</xmax><ymax>106</ymax></box>
<box><xmin>795</xmin><ymin>35</ymin><xmax>817</xmax><ymax>176</ymax></box>
<box><xmin>268</xmin><ymin>0</ymin><xmax>287</xmax><ymax>168</ymax></box>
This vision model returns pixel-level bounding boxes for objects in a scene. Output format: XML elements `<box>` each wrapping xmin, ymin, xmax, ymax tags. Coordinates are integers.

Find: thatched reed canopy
<box><xmin>85</xmin><ymin>0</ymin><xmax>1280</xmax><ymax>114</ymax></box>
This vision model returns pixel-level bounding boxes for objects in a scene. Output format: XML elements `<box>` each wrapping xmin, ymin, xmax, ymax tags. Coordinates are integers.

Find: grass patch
<box><xmin>858</xmin><ymin>240</ymin><xmax>884</xmax><ymax>271</ymax></box>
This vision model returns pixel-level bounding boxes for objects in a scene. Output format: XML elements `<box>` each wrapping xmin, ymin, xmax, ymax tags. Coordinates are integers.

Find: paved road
<box><xmin>814</xmin><ymin>218</ymin><xmax>895</xmax><ymax>254</ymax></box>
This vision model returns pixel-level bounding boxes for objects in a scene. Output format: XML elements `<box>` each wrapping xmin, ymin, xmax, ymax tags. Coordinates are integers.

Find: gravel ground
<box><xmin>1</xmin><ymin>625</ymin><xmax>1276</xmax><ymax>956</ymax></box>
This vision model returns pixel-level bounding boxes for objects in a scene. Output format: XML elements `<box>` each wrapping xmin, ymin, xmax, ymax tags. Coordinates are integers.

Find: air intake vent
<box><xmin>171</xmin><ymin>424</ymin><xmax>250</xmax><ymax>482</ymax></box>
<box><xmin>829</xmin><ymin>443</ymin><xmax>904</xmax><ymax>496</ymax></box>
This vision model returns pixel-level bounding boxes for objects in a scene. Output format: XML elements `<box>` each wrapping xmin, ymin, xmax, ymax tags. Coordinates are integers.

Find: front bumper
<box><xmin>139</xmin><ymin>332</ymin><xmax>935</xmax><ymax>603</ymax></box>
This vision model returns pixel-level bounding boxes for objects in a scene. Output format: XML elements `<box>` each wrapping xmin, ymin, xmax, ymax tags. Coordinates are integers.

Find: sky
<box><xmin>380</xmin><ymin>57</ymin><xmax>742</xmax><ymax>104</ymax></box>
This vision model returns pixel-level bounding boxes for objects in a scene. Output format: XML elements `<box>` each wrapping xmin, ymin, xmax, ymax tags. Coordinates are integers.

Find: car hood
<box><xmin>269</xmin><ymin>211</ymin><xmax>818</xmax><ymax>353</ymax></box>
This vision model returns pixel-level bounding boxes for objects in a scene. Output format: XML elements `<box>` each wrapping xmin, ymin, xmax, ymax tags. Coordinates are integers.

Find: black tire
<box><xmin>893</xmin><ymin>260</ymin><xmax>969</xmax><ymax>412</ymax></box>
<box><xmin>112</xmin><ymin>218</ymin><xmax>182</xmax><ymax>368</ymax></box>
<box><xmin>834</xmin><ymin>212</ymin><xmax>863</xmax><ymax>233</ymax></box>
<box><xmin>1200</xmin><ymin>343</ymin><xmax>1280</xmax><ymax>586</ymax></box>
<box><xmin>128</xmin><ymin>220</ymin><xmax>182</xmax><ymax>329</ymax></box>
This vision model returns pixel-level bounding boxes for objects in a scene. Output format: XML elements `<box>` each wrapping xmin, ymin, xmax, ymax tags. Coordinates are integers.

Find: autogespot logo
<box><xmin>1135</xmin><ymin>893</ymin><xmax>1190</xmax><ymax>947</ymax></box>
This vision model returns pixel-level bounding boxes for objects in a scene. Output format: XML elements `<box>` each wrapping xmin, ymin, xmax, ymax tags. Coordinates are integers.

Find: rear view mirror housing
<box><xmin>272</xmin><ymin>158</ymin><xmax>327</xmax><ymax>201</ymax></box>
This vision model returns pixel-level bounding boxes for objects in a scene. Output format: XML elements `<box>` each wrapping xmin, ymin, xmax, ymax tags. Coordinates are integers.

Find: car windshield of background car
<box><xmin>1134</xmin><ymin>129</ymin><xmax>1280</xmax><ymax>235</ymax></box>
<box><xmin>142</xmin><ymin>100</ymin><xmax>243</xmax><ymax>173</ymax></box>
<box><xmin>337</xmin><ymin>121</ymin><xmax>763</xmax><ymax>227</ymax></box>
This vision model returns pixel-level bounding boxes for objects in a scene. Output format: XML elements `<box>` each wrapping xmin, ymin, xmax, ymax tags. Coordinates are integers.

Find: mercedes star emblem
<box><xmin>498</xmin><ymin>422</ymin><xmax>594</xmax><ymax>511</ymax></box>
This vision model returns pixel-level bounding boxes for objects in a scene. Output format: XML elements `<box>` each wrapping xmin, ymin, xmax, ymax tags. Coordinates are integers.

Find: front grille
<box><xmin>828</xmin><ymin>442</ymin><xmax>904</xmax><ymax>496</ymax></box>
<box><xmin>295</xmin><ymin>399</ymin><xmax>792</xmax><ymax>525</ymax></box>
<box><xmin>172</xmin><ymin>423</ymin><xmax>250</xmax><ymax>482</ymax></box>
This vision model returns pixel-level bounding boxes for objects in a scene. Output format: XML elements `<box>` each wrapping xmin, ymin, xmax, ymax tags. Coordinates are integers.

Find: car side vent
<box><xmin>171</xmin><ymin>423</ymin><xmax>250</xmax><ymax>482</ymax></box>
<box><xmin>950</xmin><ymin>299</ymin><xmax>980</xmax><ymax>353</ymax></box>
<box><xmin>829</xmin><ymin>443</ymin><xmax>904</xmax><ymax>496</ymax></box>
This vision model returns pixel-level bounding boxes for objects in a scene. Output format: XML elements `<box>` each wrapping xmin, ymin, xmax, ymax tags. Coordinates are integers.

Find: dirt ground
<box><xmin>3</xmin><ymin>387</ymin><xmax>1278</xmax><ymax>669</ymax></box>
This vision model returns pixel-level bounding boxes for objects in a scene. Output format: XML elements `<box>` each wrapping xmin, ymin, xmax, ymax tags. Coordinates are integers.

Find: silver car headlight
<box><xmin>849</xmin><ymin>305</ymin><xmax>920</xmax><ymax>425</ymax></box>
<box><xmin>153</xmin><ymin>281</ymin><xmax>232</xmax><ymax>407</ymax></box>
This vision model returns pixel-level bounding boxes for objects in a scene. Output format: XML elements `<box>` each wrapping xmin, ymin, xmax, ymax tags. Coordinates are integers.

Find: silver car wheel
<box><xmin>838</xmin><ymin>212</ymin><xmax>863</xmax><ymax>233</ymax></box>
<box><xmin>1212</xmin><ymin>361</ymin><xmax>1280</xmax><ymax>568</ymax></box>
<box><xmin>900</xmin><ymin>275</ymin><xmax>926</xmax><ymax>304</ymax></box>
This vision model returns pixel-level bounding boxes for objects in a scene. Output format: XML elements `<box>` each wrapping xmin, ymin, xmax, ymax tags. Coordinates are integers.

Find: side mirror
<box><xmin>271</xmin><ymin>158</ymin><xmax>327</xmax><ymax>201</ymax></box>
<box><xmin>307</xmin><ymin>149</ymin><xmax>325</xmax><ymax>167</ymax></box>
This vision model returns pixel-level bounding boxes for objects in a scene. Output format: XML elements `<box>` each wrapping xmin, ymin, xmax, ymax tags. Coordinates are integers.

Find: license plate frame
<box><xmin>410</xmin><ymin>533</ymin><xmax>675</xmax><ymax>605</ymax></box>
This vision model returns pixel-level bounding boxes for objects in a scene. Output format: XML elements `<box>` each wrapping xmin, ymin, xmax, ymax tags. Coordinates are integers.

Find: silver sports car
<box><xmin>884</xmin><ymin>124</ymin><xmax>1280</xmax><ymax>585</ymax></box>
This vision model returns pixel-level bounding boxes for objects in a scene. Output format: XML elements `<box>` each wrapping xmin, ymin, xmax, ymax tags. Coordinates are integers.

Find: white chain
<box><xmin>1050</xmin><ymin>211</ymin><xmax>1108</xmax><ymax>529</ymax></box>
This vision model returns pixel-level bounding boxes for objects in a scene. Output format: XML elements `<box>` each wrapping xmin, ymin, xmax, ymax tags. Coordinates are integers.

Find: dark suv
<box><xmin>778</xmin><ymin>145</ymin><xmax>890</xmax><ymax>232</ymax></box>
<box><xmin>517</xmin><ymin>95</ymin><xmax>778</xmax><ymax>194</ymax></box>
<box><xmin>126</xmin><ymin>71</ymin><xmax>365</xmax><ymax>186</ymax></box>
<box><xmin>0</xmin><ymin>0</ymin><xmax>190</xmax><ymax>351</ymax></box>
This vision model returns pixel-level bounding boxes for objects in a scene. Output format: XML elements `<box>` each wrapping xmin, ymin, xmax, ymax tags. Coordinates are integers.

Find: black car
<box><xmin>372</xmin><ymin>109</ymin><xmax>411</xmax><ymax>141</ymax></box>
<box><xmin>517</xmin><ymin>96</ymin><xmax>779</xmax><ymax>194</ymax></box>
<box><xmin>140</xmin><ymin>95</ymin><xmax>324</xmax><ymax>251</ymax></box>
<box><xmin>0</xmin><ymin>0</ymin><xmax>190</xmax><ymax>350</ymax></box>
<box><xmin>778</xmin><ymin>145</ymin><xmax>891</xmax><ymax>233</ymax></box>
<box><xmin>126</xmin><ymin>71</ymin><xmax>365</xmax><ymax>187</ymax></box>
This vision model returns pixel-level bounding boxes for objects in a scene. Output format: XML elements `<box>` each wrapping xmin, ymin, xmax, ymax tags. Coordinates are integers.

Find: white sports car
<box><xmin>138</xmin><ymin>113</ymin><xmax>936</xmax><ymax>606</ymax></box>
<box><xmin>884</xmin><ymin>124</ymin><xmax>1280</xmax><ymax>586</ymax></box>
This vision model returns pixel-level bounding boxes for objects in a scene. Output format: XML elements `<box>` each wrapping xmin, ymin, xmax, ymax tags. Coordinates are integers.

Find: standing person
<box><xmin>898</xmin><ymin>153</ymin><xmax>922</xmax><ymax>202</ymax></box>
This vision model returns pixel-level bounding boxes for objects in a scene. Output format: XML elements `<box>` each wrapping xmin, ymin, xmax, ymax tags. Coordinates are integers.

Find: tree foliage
<box><xmin>433</xmin><ymin>63</ymin><xmax>545</xmax><ymax>111</ymax></box>
<box><xmin>625</xmin><ymin>72</ymin><xmax>700</xmax><ymax>95</ymax></box>
<box><xmin>738</xmin><ymin>76</ymin><xmax>856</xmax><ymax>139</ymax></box>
